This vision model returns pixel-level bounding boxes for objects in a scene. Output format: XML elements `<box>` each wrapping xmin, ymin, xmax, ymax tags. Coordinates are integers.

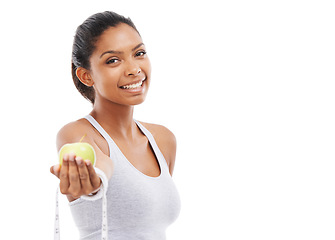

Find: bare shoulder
<box><xmin>56</xmin><ymin>118</ymin><xmax>95</xmax><ymax>151</ymax></box>
<box><xmin>140</xmin><ymin>122</ymin><xmax>177</xmax><ymax>175</ymax></box>
<box><xmin>140</xmin><ymin>122</ymin><xmax>176</xmax><ymax>144</ymax></box>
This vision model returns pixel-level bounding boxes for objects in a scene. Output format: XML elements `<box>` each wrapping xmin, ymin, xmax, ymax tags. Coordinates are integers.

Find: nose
<box><xmin>125</xmin><ymin>61</ymin><xmax>141</xmax><ymax>76</ymax></box>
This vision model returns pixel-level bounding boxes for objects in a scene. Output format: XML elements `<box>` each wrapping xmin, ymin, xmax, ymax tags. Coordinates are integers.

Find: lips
<box><xmin>120</xmin><ymin>78</ymin><xmax>146</xmax><ymax>90</ymax></box>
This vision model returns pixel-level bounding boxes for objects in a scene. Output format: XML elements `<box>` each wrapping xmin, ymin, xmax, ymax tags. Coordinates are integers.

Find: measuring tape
<box><xmin>54</xmin><ymin>167</ymin><xmax>108</xmax><ymax>240</ymax></box>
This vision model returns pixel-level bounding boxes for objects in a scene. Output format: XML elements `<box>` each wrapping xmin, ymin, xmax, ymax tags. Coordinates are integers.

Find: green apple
<box><xmin>59</xmin><ymin>142</ymin><xmax>96</xmax><ymax>166</ymax></box>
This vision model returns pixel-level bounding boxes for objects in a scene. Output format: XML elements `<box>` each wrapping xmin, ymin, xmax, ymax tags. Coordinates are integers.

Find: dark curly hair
<box><xmin>71</xmin><ymin>11</ymin><xmax>139</xmax><ymax>104</ymax></box>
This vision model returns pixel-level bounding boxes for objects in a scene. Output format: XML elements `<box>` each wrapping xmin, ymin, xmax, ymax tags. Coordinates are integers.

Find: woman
<box><xmin>50</xmin><ymin>11</ymin><xmax>181</xmax><ymax>240</ymax></box>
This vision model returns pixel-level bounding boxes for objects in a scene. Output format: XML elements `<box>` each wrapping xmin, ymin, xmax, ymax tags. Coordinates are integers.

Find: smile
<box><xmin>120</xmin><ymin>79</ymin><xmax>145</xmax><ymax>89</ymax></box>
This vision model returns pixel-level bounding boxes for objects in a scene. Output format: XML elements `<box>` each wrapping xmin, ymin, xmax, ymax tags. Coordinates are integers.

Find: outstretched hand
<box><xmin>50</xmin><ymin>153</ymin><xmax>101</xmax><ymax>201</ymax></box>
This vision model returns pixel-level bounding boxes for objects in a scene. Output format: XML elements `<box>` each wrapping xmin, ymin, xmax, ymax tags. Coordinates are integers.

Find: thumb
<box><xmin>50</xmin><ymin>164</ymin><xmax>61</xmax><ymax>178</ymax></box>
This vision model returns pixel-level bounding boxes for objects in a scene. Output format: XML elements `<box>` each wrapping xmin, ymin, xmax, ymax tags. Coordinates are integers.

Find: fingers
<box><xmin>59</xmin><ymin>154</ymin><xmax>70</xmax><ymax>194</ymax></box>
<box><xmin>86</xmin><ymin>160</ymin><xmax>102</xmax><ymax>189</ymax></box>
<box><xmin>76</xmin><ymin>157</ymin><xmax>94</xmax><ymax>195</ymax></box>
<box><xmin>57</xmin><ymin>153</ymin><xmax>101</xmax><ymax>198</ymax></box>
<box><xmin>67</xmin><ymin>153</ymin><xmax>82</xmax><ymax>198</ymax></box>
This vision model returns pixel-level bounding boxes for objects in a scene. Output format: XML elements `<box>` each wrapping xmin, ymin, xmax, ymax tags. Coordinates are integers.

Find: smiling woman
<box><xmin>50</xmin><ymin>11</ymin><xmax>180</xmax><ymax>240</ymax></box>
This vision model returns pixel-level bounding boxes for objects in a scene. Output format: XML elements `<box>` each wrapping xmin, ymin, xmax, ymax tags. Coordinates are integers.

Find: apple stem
<box><xmin>79</xmin><ymin>134</ymin><xmax>87</xmax><ymax>143</ymax></box>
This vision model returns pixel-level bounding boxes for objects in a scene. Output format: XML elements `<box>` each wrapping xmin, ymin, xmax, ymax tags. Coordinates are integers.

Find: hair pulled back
<box><xmin>71</xmin><ymin>11</ymin><xmax>138</xmax><ymax>104</ymax></box>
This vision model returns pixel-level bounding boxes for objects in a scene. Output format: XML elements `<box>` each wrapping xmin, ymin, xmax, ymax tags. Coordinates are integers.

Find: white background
<box><xmin>0</xmin><ymin>0</ymin><xmax>334</xmax><ymax>239</ymax></box>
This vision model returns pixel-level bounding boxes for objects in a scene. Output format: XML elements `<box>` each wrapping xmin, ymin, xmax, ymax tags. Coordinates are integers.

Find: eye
<box><xmin>135</xmin><ymin>50</ymin><xmax>147</xmax><ymax>57</ymax></box>
<box><xmin>106</xmin><ymin>58</ymin><xmax>120</xmax><ymax>64</ymax></box>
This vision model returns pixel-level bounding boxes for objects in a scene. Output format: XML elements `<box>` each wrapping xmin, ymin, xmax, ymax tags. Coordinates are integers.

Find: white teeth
<box><xmin>121</xmin><ymin>81</ymin><xmax>143</xmax><ymax>89</ymax></box>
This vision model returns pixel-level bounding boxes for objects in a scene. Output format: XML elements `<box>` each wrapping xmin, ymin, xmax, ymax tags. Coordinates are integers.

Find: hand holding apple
<box><xmin>51</xmin><ymin>134</ymin><xmax>101</xmax><ymax>201</ymax></box>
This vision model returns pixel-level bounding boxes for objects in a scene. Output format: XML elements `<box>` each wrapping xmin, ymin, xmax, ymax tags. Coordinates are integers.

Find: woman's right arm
<box><xmin>50</xmin><ymin>120</ymin><xmax>113</xmax><ymax>202</ymax></box>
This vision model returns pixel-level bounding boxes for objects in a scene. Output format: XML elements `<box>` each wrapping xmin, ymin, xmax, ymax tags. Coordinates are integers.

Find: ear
<box><xmin>76</xmin><ymin>67</ymin><xmax>94</xmax><ymax>87</ymax></box>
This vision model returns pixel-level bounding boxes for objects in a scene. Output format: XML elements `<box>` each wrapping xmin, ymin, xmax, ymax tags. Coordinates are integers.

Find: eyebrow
<box><xmin>100</xmin><ymin>43</ymin><xmax>144</xmax><ymax>58</ymax></box>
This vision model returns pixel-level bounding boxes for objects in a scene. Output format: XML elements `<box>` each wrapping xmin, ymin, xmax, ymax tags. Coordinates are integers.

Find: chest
<box><xmin>117</xmin><ymin>139</ymin><xmax>161</xmax><ymax>178</ymax></box>
<box><xmin>95</xmin><ymin>132</ymin><xmax>161</xmax><ymax>178</ymax></box>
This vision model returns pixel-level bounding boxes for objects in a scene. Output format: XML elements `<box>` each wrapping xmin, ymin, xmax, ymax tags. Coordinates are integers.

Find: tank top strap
<box><xmin>134</xmin><ymin>120</ymin><xmax>169</xmax><ymax>171</ymax></box>
<box><xmin>84</xmin><ymin>115</ymin><xmax>117</xmax><ymax>158</ymax></box>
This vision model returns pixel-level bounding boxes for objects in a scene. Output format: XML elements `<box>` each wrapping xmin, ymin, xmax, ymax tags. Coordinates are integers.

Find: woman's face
<box><xmin>88</xmin><ymin>23</ymin><xmax>151</xmax><ymax>106</ymax></box>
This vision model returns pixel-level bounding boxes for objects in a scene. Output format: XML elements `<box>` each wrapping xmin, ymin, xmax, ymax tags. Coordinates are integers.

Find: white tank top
<box><xmin>69</xmin><ymin>115</ymin><xmax>181</xmax><ymax>240</ymax></box>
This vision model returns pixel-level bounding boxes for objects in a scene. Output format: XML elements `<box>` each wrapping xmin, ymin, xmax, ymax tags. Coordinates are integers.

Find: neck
<box><xmin>90</xmin><ymin>97</ymin><xmax>137</xmax><ymax>140</ymax></box>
